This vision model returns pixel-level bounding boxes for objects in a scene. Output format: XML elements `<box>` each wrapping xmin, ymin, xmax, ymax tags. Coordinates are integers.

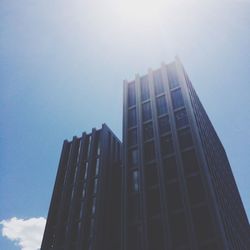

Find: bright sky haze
<box><xmin>1</xmin><ymin>0</ymin><xmax>250</xmax><ymax>249</ymax></box>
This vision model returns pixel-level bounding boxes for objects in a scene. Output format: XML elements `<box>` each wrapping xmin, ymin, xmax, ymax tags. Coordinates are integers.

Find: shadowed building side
<box><xmin>41</xmin><ymin>124</ymin><xmax>122</xmax><ymax>250</ymax></box>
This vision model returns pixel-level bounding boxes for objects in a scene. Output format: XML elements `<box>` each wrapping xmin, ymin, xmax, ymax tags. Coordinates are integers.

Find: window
<box><xmin>166</xmin><ymin>181</ymin><xmax>183</xmax><ymax>211</ymax></box>
<box><xmin>167</xmin><ymin>63</ymin><xmax>179</xmax><ymax>89</ymax></box>
<box><xmin>170</xmin><ymin>213</ymin><xmax>188</xmax><ymax>247</ymax></box>
<box><xmin>128</xmin><ymin>225</ymin><xmax>143</xmax><ymax>250</ymax></box>
<box><xmin>91</xmin><ymin>197</ymin><xmax>97</xmax><ymax>214</ymax></box>
<box><xmin>84</xmin><ymin>162</ymin><xmax>89</xmax><ymax>180</ymax></box>
<box><xmin>128</xmin><ymin>108</ymin><xmax>137</xmax><ymax>127</ymax></box>
<box><xmin>147</xmin><ymin>187</ymin><xmax>161</xmax><ymax>216</ymax></box>
<box><xmin>93</xmin><ymin>178</ymin><xmax>98</xmax><ymax>194</ymax></box>
<box><xmin>158</xmin><ymin>116</ymin><xmax>171</xmax><ymax>134</ymax></box>
<box><xmin>144</xmin><ymin>141</ymin><xmax>155</xmax><ymax>162</ymax></box>
<box><xmin>175</xmin><ymin>109</ymin><xmax>188</xmax><ymax>128</ymax></box>
<box><xmin>182</xmin><ymin>150</ymin><xmax>199</xmax><ymax>174</ymax></box>
<box><xmin>148</xmin><ymin>219</ymin><xmax>164</xmax><ymax>250</ymax></box>
<box><xmin>128</xmin><ymin>82</ymin><xmax>136</xmax><ymax>106</ymax></box>
<box><xmin>163</xmin><ymin>157</ymin><xmax>177</xmax><ymax>181</ymax></box>
<box><xmin>141</xmin><ymin>75</ymin><xmax>150</xmax><ymax>101</ymax></box>
<box><xmin>142</xmin><ymin>102</ymin><xmax>152</xmax><ymax>121</ymax></box>
<box><xmin>156</xmin><ymin>95</ymin><xmax>168</xmax><ymax>115</ymax></box>
<box><xmin>186</xmin><ymin>175</ymin><xmax>205</xmax><ymax>204</ymax></box>
<box><xmin>171</xmin><ymin>88</ymin><xmax>184</xmax><ymax>109</ymax></box>
<box><xmin>145</xmin><ymin>163</ymin><xmax>158</xmax><ymax>186</ymax></box>
<box><xmin>153</xmin><ymin>70</ymin><xmax>164</xmax><ymax>95</ymax></box>
<box><xmin>128</xmin><ymin>148</ymin><xmax>139</xmax><ymax>168</ymax></box>
<box><xmin>128</xmin><ymin>129</ymin><xmax>137</xmax><ymax>146</ymax></box>
<box><xmin>178</xmin><ymin>128</ymin><xmax>193</xmax><ymax>149</ymax></box>
<box><xmin>143</xmin><ymin>122</ymin><xmax>153</xmax><ymax>140</ymax></box>
<box><xmin>95</xmin><ymin>158</ymin><xmax>100</xmax><ymax>175</ymax></box>
<box><xmin>192</xmin><ymin>206</ymin><xmax>215</xmax><ymax>242</ymax></box>
<box><xmin>128</xmin><ymin>170</ymin><xmax>139</xmax><ymax>192</ymax></box>
<box><xmin>128</xmin><ymin>194</ymin><xmax>140</xmax><ymax>221</ymax></box>
<box><xmin>160</xmin><ymin>135</ymin><xmax>174</xmax><ymax>156</ymax></box>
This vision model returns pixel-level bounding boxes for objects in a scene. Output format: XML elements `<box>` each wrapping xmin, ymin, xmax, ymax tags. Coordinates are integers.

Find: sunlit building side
<box><xmin>122</xmin><ymin>58</ymin><xmax>250</xmax><ymax>250</ymax></box>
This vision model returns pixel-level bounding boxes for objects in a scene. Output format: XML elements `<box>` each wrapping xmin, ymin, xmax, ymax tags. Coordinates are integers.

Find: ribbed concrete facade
<box><xmin>41</xmin><ymin>124</ymin><xmax>122</xmax><ymax>250</ymax></box>
<box><xmin>122</xmin><ymin>58</ymin><xmax>249</xmax><ymax>250</ymax></box>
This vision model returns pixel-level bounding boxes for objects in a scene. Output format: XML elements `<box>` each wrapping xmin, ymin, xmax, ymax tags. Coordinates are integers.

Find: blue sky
<box><xmin>1</xmin><ymin>0</ymin><xmax>250</xmax><ymax>249</ymax></box>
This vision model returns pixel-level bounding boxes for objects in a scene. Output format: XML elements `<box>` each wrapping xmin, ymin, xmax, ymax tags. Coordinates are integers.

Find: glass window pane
<box><xmin>160</xmin><ymin>135</ymin><xmax>174</xmax><ymax>156</ymax></box>
<box><xmin>186</xmin><ymin>175</ymin><xmax>205</xmax><ymax>204</ymax></box>
<box><xmin>128</xmin><ymin>129</ymin><xmax>137</xmax><ymax>146</ymax></box>
<box><xmin>128</xmin><ymin>82</ymin><xmax>136</xmax><ymax>106</ymax></box>
<box><xmin>167</xmin><ymin>63</ymin><xmax>179</xmax><ymax>89</ymax></box>
<box><xmin>171</xmin><ymin>88</ymin><xmax>184</xmax><ymax>109</ymax></box>
<box><xmin>145</xmin><ymin>163</ymin><xmax>158</xmax><ymax>186</ymax></box>
<box><xmin>128</xmin><ymin>170</ymin><xmax>139</xmax><ymax>192</ymax></box>
<box><xmin>156</xmin><ymin>95</ymin><xmax>168</xmax><ymax>115</ymax></box>
<box><xmin>163</xmin><ymin>157</ymin><xmax>177</xmax><ymax>181</ymax></box>
<box><xmin>178</xmin><ymin>128</ymin><xmax>193</xmax><ymax>149</ymax></box>
<box><xmin>175</xmin><ymin>109</ymin><xmax>188</xmax><ymax>128</ymax></box>
<box><xmin>182</xmin><ymin>150</ymin><xmax>199</xmax><ymax>174</ymax></box>
<box><xmin>148</xmin><ymin>219</ymin><xmax>164</xmax><ymax>250</ymax></box>
<box><xmin>153</xmin><ymin>70</ymin><xmax>164</xmax><ymax>95</ymax></box>
<box><xmin>147</xmin><ymin>187</ymin><xmax>161</xmax><ymax>216</ymax></box>
<box><xmin>143</xmin><ymin>122</ymin><xmax>153</xmax><ymax>141</ymax></box>
<box><xmin>142</xmin><ymin>102</ymin><xmax>152</xmax><ymax>121</ymax></box>
<box><xmin>141</xmin><ymin>75</ymin><xmax>150</xmax><ymax>101</ymax></box>
<box><xmin>158</xmin><ymin>116</ymin><xmax>171</xmax><ymax>134</ymax></box>
<box><xmin>128</xmin><ymin>148</ymin><xmax>139</xmax><ymax>168</ymax></box>
<box><xmin>128</xmin><ymin>108</ymin><xmax>137</xmax><ymax>127</ymax></box>
<box><xmin>166</xmin><ymin>181</ymin><xmax>183</xmax><ymax>211</ymax></box>
<box><xmin>128</xmin><ymin>225</ymin><xmax>143</xmax><ymax>250</ymax></box>
<box><xmin>128</xmin><ymin>194</ymin><xmax>140</xmax><ymax>221</ymax></box>
<box><xmin>144</xmin><ymin>141</ymin><xmax>155</xmax><ymax>162</ymax></box>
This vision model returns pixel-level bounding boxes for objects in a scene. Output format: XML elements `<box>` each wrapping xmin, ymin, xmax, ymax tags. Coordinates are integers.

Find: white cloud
<box><xmin>0</xmin><ymin>217</ymin><xmax>46</xmax><ymax>250</ymax></box>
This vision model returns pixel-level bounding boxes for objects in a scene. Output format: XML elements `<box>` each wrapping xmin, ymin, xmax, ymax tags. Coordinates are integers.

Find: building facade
<box><xmin>122</xmin><ymin>58</ymin><xmax>249</xmax><ymax>250</ymax></box>
<box><xmin>41</xmin><ymin>124</ymin><xmax>122</xmax><ymax>250</ymax></box>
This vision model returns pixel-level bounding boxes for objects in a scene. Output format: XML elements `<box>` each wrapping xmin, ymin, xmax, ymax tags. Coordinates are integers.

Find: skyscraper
<box><xmin>122</xmin><ymin>58</ymin><xmax>249</xmax><ymax>250</ymax></box>
<box><xmin>41</xmin><ymin>124</ymin><xmax>122</xmax><ymax>250</ymax></box>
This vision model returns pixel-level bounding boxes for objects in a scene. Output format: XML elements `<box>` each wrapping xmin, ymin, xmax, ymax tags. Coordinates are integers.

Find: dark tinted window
<box><xmin>170</xmin><ymin>213</ymin><xmax>189</xmax><ymax>247</ymax></box>
<box><xmin>148</xmin><ymin>219</ymin><xmax>164</xmax><ymax>250</ymax></box>
<box><xmin>158</xmin><ymin>116</ymin><xmax>171</xmax><ymax>134</ymax></box>
<box><xmin>178</xmin><ymin>128</ymin><xmax>193</xmax><ymax>149</ymax></box>
<box><xmin>128</xmin><ymin>225</ymin><xmax>143</xmax><ymax>250</ymax></box>
<box><xmin>171</xmin><ymin>88</ymin><xmax>184</xmax><ymax>109</ymax></box>
<box><xmin>175</xmin><ymin>109</ymin><xmax>188</xmax><ymax>128</ymax></box>
<box><xmin>128</xmin><ymin>170</ymin><xmax>139</xmax><ymax>192</ymax></box>
<box><xmin>145</xmin><ymin>163</ymin><xmax>158</xmax><ymax>186</ymax></box>
<box><xmin>141</xmin><ymin>76</ymin><xmax>150</xmax><ymax>101</ymax></box>
<box><xmin>142</xmin><ymin>102</ymin><xmax>152</xmax><ymax>121</ymax></box>
<box><xmin>144</xmin><ymin>141</ymin><xmax>155</xmax><ymax>162</ymax></box>
<box><xmin>128</xmin><ymin>108</ymin><xmax>137</xmax><ymax>127</ymax></box>
<box><xmin>163</xmin><ymin>157</ymin><xmax>178</xmax><ymax>181</ymax></box>
<box><xmin>182</xmin><ymin>150</ymin><xmax>199</xmax><ymax>174</ymax></box>
<box><xmin>128</xmin><ymin>148</ymin><xmax>139</xmax><ymax>168</ymax></box>
<box><xmin>192</xmin><ymin>206</ymin><xmax>215</xmax><ymax>242</ymax></box>
<box><xmin>166</xmin><ymin>181</ymin><xmax>183</xmax><ymax>210</ymax></box>
<box><xmin>156</xmin><ymin>95</ymin><xmax>168</xmax><ymax>115</ymax></box>
<box><xmin>167</xmin><ymin>63</ymin><xmax>179</xmax><ymax>89</ymax></box>
<box><xmin>153</xmin><ymin>70</ymin><xmax>164</xmax><ymax>95</ymax></box>
<box><xmin>186</xmin><ymin>175</ymin><xmax>205</xmax><ymax>204</ymax></box>
<box><xmin>128</xmin><ymin>82</ymin><xmax>136</xmax><ymax>106</ymax></box>
<box><xmin>147</xmin><ymin>187</ymin><xmax>161</xmax><ymax>216</ymax></box>
<box><xmin>160</xmin><ymin>135</ymin><xmax>174</xmax><ymax>155</ymax></box>
<box><xmin>143</xmin><ymin>122</ymin><xmax>154</xmax><ymax>140</ymax></box>
<box><xmin>128</xmin><ymin>129</ymin><xmax>137</xmax><ymax>146</ymax></box>
<box><xmin>128</xmin><ymin>194</ymin><xmax>140</xmax><ymax>221</ymax></box>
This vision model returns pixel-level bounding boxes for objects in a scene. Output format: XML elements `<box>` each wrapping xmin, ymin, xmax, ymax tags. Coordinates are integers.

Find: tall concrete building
<box><xmin>122</xmin><ymin>58</ymin><xmax>249</xmax><ymax>250</ymax></box>
<box><xmin>41</xmin><ymin>124</ymin><xmax>122</xmax><ymax>250</ymax></box>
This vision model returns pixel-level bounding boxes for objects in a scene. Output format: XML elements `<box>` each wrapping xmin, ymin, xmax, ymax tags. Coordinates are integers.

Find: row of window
<box><xmin>127</xmin><ymin>64</ymin><xmax>179</xmax><ymax>107</ymax></box>
<box><xmin>128</xmin><ymin>88</ymin><xmax>184</xmax><ymax>129</ymax></box>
